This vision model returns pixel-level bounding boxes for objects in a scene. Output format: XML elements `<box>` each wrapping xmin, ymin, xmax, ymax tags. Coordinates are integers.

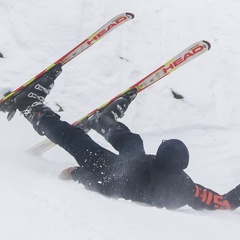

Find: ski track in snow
<box><xmin>0</xmin><ymin>0</ymin><xmax>240</xmax><ymax>239</ymax></box>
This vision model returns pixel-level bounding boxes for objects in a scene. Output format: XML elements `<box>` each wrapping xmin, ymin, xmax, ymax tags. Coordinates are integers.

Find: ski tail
<box><xmin>26</xmin><ymin>40</ymin><xmax>211</xmax><ymax>155</ymax></box>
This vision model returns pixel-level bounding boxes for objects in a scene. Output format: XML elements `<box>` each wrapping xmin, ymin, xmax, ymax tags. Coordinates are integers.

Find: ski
<box><xmin>0</xmin><ymin>12</ymin><xmax>134</xmax><ymax>119</ymax></box>
<box><xmin>27</xmin><ymin>40</ymin><xmax>211</xmax><ymax>155</ymax></box>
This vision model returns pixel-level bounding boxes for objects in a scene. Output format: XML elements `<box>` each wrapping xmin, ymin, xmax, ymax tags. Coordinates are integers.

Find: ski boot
<box><xmin>15</xmin><ymin>64</ymin><xmax>62</xmax><ymax>135</ymax></box>
<box><xmin>87</xmin><ymin>88</ymin><xmax>137</xmax><ymax>139</ymax></box>
<box><xmin>1</xmin><ymin>63</ymin><xmax>62</xmax><ymax>121</ymax></box>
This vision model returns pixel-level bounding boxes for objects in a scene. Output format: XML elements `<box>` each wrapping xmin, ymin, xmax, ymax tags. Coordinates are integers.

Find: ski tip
<box><xmin>126</xmin><ymin>12</ymin><xmax>135</xmax><ymax>19</ymax></box>
<box><xmin>202</xmin><ymin>40</ymin><xmax>211</xmax><ymax>50</ymax></box>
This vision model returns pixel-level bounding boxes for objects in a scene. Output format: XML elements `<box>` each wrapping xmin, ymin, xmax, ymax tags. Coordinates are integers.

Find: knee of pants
<box><xmin>108</xmin><ymin>122</ymin><xmax>145</xmax><ymax>156</ymax></box>
<box><xmin>41</xmin><ymin>116</ymin><xmax>100</xmax><ymax>155</ymax></box>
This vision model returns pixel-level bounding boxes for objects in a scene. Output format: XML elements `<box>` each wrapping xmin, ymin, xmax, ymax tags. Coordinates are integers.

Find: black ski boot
<box><xmin>89</xmin><ymin>88</ymin><xmax>137</xmax><ymax>139</ymax></box>
<box><xmin>16</xmin><ymin>64</ymin><xmax>62</xmax><ymax>135</ymax></box>
<box><xmin>4</xmin><ymin>63</ymin><xmax>62</xmax><ymax>121</ymax></box>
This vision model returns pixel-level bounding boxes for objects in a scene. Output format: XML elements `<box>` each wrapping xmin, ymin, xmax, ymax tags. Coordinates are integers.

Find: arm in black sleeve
<box><xmin>223</xmin><ymin>184</ymin><xmax>240</xmax><ymax>210</ymax></box>
<box><xmin>188</xmin><ymin>183</ymin><xmax>240</xmax><ymax>210</ymax></box>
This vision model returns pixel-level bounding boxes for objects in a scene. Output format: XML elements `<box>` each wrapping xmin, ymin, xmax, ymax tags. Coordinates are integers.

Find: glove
<box><xmin>58</xmin><ymin>167</ymin><xmax>77</xmax><ymax>180</ymax></box>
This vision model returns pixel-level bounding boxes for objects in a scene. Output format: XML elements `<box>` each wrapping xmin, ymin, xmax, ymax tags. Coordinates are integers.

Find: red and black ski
<box><xmin>0</xmin><ymin>12</ymin><xmax>134</xmax><ymax>119</ymax></box>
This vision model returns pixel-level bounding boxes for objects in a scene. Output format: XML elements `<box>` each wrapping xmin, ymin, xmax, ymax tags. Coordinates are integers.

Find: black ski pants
<box><xmin>40</xmin><ymin>116</ymin><xmax>145</xmax><ymax>192</ymax></box>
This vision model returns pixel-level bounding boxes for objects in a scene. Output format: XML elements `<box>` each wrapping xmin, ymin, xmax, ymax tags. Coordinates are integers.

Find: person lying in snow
<box><xmin>14</xmin><ymin>67</ymin><xmax>240</xmax><ymax>211</ymax></box>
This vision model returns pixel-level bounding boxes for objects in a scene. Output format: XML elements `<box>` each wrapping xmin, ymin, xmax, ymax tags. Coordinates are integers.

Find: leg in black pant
<box><xmin>40</xmin><ymin>115</ymin><xmax>117</xmax><ymax>175</ymax></box>
<box><xmin>39</xmin><ymin>115</ymin><xmax>146</xmax><ymax>196</ymax></box>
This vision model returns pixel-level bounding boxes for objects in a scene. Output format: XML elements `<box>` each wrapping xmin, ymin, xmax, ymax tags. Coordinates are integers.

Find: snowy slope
<box><xmin>0</xmin><ymin>0</ymin><xmax>240</xmax><ymax>239</ymax></box>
